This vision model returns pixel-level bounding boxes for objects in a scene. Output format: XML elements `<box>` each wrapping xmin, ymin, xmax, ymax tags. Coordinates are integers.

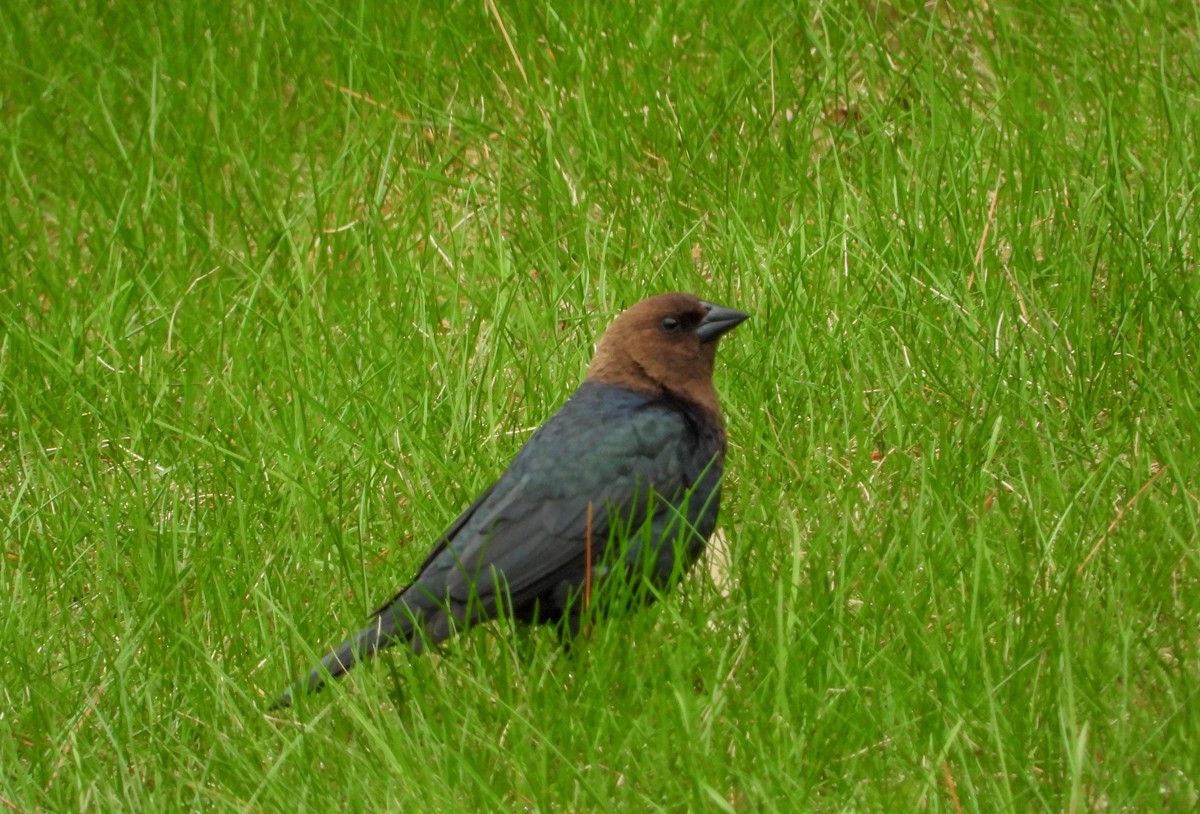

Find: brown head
<box><xmin>586</xmin><ymin>292</ymin><xmax>749</xmax><ymax>419</ymax></box>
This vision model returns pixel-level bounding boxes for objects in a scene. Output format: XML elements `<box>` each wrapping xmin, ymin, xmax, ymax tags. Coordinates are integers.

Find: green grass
<box><xmin>3</xmin><ymin>0</ymin><xmax>1199</xmax><ymax>810</ymax></box>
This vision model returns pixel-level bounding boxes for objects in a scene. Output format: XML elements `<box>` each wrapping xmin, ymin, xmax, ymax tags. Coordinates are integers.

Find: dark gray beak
<box><xmin>695</xmin><ymin>301</ymin><xmax>750</xmax><ymax>343</ymax></box>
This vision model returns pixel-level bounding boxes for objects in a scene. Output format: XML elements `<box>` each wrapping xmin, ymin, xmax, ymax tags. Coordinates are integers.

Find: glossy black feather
<box><xmin>272</xmin><ymin>383</ymin><xmax>723</xmax><ymax>707</ymax></box>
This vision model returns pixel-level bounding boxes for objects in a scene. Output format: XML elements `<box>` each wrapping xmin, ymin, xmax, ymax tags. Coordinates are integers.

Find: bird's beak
<box><xmin>696</xmin><ymin>301</ymin><xmax>750</xmax><ymax>343</ymax></box>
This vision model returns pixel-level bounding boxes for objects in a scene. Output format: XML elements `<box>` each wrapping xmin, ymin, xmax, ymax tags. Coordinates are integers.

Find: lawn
<box><xmin>2</xmin><ymin>1</ymin><xmax>1198</xmax><ymax>811</ymax></box>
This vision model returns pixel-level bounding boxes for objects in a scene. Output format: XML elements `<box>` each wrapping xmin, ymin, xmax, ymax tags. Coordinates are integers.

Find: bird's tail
<box><xmin>269</xmin><ymin>602</ymin><xmax>422</xmax><ymax>710</ymax></box>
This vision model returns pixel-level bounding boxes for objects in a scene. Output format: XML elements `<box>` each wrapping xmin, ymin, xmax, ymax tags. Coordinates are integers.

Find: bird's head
<box><xmin>586</xmin><ymin>292</ymin><xmax>749</xmax><ymax>414</ymax></box>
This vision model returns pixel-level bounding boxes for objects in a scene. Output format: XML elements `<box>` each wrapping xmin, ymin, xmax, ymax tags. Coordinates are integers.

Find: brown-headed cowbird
<box><xmin>271</xmin><ymin>292</ymin><xmax>748</xmax><ymax>708</ymax></box>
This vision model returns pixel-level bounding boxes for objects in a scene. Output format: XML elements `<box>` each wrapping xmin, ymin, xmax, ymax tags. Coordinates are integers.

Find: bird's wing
<box><xmin>396</xmin><ymin>386</ymin><xmax>705</xmax><ymax>613</ymax></box>
<box><xmin>446</xmin><ymin>402</ymin><xmax>691</xmax><ymax>604</ymax></box>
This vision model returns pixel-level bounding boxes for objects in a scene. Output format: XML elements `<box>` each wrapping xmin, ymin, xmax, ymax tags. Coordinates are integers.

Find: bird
<box><xmin>270</xmin><ymin>292</ymin><xmax>748</xmax><ymax>708</ymax></box>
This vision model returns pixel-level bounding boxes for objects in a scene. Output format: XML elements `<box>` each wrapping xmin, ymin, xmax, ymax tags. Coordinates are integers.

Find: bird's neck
<box><xmin>586</xmin><ymin>357</ymin><xmax>723</xmax><ymax>428</ymax></box>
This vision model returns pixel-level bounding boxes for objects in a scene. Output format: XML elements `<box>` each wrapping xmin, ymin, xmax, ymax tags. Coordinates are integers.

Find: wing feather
<box><xmin>439</xmin><ymin>405</ymin><xmax>689</xmax><ymax>604</ymax></box>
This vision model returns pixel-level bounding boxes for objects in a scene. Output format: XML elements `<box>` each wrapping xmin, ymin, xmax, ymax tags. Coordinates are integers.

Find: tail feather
<box><xmin>269</xmin><ymin>602</ymin><xmax>422</xmax><ymax>709</ymax></box>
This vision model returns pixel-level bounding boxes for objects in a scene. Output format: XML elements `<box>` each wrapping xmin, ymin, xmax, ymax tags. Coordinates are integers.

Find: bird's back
<box><xmin>396</xmin><ymin>380</ymin><xmax>726</xmax><ymax>629</ymax></box>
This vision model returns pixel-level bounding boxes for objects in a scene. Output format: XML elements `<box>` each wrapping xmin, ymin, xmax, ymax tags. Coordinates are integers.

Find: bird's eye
<box><xmin>660</xmin><ymin>316</ymin><xmax>681</xmax><ymax>332</ymax></box>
